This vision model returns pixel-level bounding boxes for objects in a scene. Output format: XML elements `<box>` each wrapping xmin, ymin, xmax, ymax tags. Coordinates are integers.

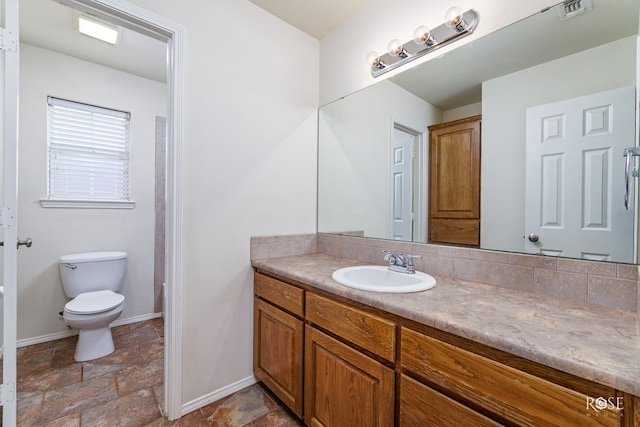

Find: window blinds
<box><xmin>47</xmin><ymin>97</ymin><xmax>131</xmax><ymax>201</ymax></box>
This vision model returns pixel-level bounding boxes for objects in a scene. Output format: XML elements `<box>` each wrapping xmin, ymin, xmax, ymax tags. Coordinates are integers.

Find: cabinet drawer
<box><xmin>401</xmin><ymin>328</ymin><xmax>622</xmax><ymax>427</ymax></box>
<box><xmin>254</xmin><ymin>273</ymin><xmax>304</xmax><ymax>317</ymax></box>
<box><xmin>306</xmin><ymin>292</ymin><xmax>395</xmax><ymax>362</ymax></box>
<box><xmin>399</xmin><ymin>374</ymin><xmax>503</xmax><ymax>427</ymax></box>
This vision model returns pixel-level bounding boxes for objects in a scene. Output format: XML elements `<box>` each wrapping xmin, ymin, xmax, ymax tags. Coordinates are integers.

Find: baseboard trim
<box><xmin>16</xmin><ymin>312</ymin><xmax>162</xmax><ymax>348</ymax></box>
<box><xmin>181</xmin><ymin>375</ymin><xmax>258</xmax><ymax>416</ymax></box>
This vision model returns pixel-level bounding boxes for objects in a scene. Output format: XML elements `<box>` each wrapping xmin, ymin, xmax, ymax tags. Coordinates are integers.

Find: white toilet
<box><xmin>59</xmin><ymin>251</ymin><xmax>127</xmax><ymax>362</ymax></box>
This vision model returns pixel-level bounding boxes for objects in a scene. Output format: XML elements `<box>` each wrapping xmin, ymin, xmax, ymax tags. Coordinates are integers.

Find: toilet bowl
<box><xmin>59</xmin><ymin>251</ymin><xmax>127</xmax><ymax>362</ymax></box>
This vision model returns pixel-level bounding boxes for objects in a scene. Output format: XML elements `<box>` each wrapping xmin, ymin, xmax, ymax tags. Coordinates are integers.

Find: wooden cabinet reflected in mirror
<box><xmin>428</xmin><ymin>116</ymin><xmax>481</xmax><ymax>246</ymax></box>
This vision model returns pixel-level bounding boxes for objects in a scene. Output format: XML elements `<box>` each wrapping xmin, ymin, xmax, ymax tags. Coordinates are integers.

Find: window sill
<box><xmin>40</xmin><ymin>199</ymin><xmax>135</xmax><ymax>209</ymax></box>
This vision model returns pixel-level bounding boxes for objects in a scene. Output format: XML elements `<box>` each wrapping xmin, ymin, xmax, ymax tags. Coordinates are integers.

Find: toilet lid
<box><xmin>65</xmin><ymin>290</ymin><xmax>125</xmax><ymax>314</ymax></box>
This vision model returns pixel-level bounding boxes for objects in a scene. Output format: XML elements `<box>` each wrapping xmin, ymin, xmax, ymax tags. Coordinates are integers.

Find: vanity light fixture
<box><xmin>366</xmin><ymin>5</ymin><xmax>478</xmax><ymax>77</ymax></box>
<box><xmin>76</xmin><ymin>12</ymin><xmax>122</xmax><ymax>45</ymax></box>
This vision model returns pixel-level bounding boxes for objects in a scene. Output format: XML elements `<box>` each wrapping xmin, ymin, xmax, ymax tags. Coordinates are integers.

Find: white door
<box><xmin>1</xmin><ymin>0</ymin><xmax>19</xmax><ymax>424</ymax></box>
<box><xmin>391</xmin><ymin>127</ymin><xmax>413</xmax><ymax>241</ymax></box>
<box><xmin>525</xmin><ymin>86</ymin><xmax>635</xmax><ymax>262</ymax></box>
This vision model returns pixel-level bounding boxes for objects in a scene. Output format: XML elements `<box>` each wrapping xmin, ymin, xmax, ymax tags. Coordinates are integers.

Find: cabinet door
<box><xmin>304</xmin><ymin>326</ymin><xmax>394</xmax><ymax>427</ymax></box>
<box><xmin>253</xmin><ymin>298</ymin><xmax>304</xmax><ymax>417</ymax></box>
<box><xmin>399</xmin><ymin>374</ymin><xmax>504</xmax><ymax>427</ymax></box>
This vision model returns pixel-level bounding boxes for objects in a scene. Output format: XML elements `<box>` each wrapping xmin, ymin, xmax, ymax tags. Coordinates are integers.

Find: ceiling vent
<box><xmin>557</xmin><ymin>0</ymin><xmax>593</xmax><ymax>21</ymax></box>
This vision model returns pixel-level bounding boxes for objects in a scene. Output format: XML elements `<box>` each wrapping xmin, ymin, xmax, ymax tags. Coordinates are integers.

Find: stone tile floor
<box><xmin>6</xmin><ymin>318</ymin><xmax>303</xmax><ymax>426</ymax></box>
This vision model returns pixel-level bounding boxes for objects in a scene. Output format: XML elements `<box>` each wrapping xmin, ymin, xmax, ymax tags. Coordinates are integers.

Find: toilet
<box><xmin>59</xmin><ymin>251</ymin><xmax>127</xmax><ymax>362</ymax></box>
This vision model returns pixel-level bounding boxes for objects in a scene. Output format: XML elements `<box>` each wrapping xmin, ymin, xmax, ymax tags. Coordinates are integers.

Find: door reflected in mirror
<box><xmin>317</xmin><ymin>0</ymin><xmax>639</xmax><ymax>264</ymax></box>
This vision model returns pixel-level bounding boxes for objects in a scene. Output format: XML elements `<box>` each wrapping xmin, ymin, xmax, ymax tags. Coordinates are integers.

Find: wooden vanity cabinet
<box><xmin>254</xmin><ymin>271</ymin><xmax>637</xmax><ymax>427</ymax></box>
<box><xmin>253</xmin><ymin>273</ymin><xmax>304</xmax><ymax>417</ymax></box>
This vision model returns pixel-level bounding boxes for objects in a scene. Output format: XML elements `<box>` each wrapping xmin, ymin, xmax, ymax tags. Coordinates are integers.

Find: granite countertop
<box><xmin>252</xmin><ymin>253</ymin><xmax>640</xmax><ymax>396</ymax></box>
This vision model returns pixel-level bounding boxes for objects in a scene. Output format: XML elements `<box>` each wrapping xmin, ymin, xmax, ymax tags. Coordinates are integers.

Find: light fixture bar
<box><xmin>369</xmin><ymin>9</ymin><xmax>478</xmax><ymax>78</ymax></box>
<box><xmin>77</xmin><ymin>13</ymin><xmax>122</xmax><ymax>45</ymax></box>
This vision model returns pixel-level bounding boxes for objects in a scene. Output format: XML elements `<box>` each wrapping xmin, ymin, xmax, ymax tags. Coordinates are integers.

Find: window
<box><xmin>44</xmin><ymin>96</ymin><xmax>134</xmax><ymax>208</ymax></box>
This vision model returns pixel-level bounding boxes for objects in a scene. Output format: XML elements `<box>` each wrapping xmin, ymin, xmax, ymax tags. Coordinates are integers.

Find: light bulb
<box><xmin>413</xmin><ymin>25</ymin><xmax>436</xmax><ymax>47</ymax></box>
<box><xmin>444</xmin><ymin>5</ymin><xmax>467</xmax><ymax>32</ymax></box>
<box><xmin>387</xmin><ymin>39</ymin><xmax>408</xmax><ymax>58</ymax></box>
<box><xmin>365</xmin><ymin>51</ymin><xmax>386</xmax><ymax>69</ymax></box>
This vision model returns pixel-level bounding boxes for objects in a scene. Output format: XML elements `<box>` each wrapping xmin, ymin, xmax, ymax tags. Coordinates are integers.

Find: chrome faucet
<box><xmin>383</xmin><ymin>250</ymin><xmax>422</xmax><ymax>274</ymax></box>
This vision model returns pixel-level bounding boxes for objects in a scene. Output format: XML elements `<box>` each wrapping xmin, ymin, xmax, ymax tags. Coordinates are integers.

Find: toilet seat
<box><xmin>65</xmin><ymin>290</ymin><xmax>125</xmax><ymax>315</ymax></box>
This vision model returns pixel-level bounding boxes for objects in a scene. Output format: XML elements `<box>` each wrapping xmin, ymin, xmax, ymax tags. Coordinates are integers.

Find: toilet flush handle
<box><xmin>64</xmin><ymin>263</ymin><xmax>77</xmax><ymax>270</ymax></box>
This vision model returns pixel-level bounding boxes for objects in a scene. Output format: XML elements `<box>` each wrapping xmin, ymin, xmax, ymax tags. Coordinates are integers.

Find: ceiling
<box><xmin>248</xmin><ymin>0</ymin><xmax>375</xmax><ymax>39</ymax></box>
<box><xmin>20</xmin><ymin>0</ymin><xmax>167</xmax><ymax>83</ymax></box>
<box><xmin>19</xmin><ymin>0</ymin><xmax>372</xmax><ymax>84</ymax></box>
<box><xmin>19</xmin><ymin>0</ymin><xmax>635</xmax><ymax>112</ymax></box>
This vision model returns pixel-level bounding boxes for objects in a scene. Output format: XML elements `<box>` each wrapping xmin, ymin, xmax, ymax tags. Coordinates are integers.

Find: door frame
<box><xmin>2</xmin><ymin>0</ymin><xmax>20</xmax><ymax>424</ymax></box>
<box><xmin>55</xmin><ymin>0</ymin><xmax>185</xmax><ymax>419</ymax></box>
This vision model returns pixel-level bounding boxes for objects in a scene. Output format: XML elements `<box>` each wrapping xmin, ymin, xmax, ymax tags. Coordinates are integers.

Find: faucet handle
<box><xmin>383</xmin><ymin>249</ymin><xmax>403</xmax><ymax>265</ymax></box>
<box><xmin>405</xmin><ymin>254</ymin><xmax>422</xmax><ymax>270</ymax></box>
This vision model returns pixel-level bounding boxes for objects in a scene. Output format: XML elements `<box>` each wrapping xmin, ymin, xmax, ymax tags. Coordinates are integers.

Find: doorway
<box><xmin>8</xmin><ymin>0</ymin><xmax>184</xmax><ymax>422</ymax></box>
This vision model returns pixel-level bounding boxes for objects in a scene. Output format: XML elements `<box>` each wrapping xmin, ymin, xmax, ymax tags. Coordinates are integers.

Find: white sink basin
<box><xmin>331</xmin><ymin>265</ymin><xmax>436</xmax><ymax>293</ymax></box>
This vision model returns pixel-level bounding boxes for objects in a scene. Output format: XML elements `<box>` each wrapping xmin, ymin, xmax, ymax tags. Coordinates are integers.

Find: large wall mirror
<box><xmin>318</xmin><ymin>0</ymin><xmax>640</xmax><ymax>264</ymax></box>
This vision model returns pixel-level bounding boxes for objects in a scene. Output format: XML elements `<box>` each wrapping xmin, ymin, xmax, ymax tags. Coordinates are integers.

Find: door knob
<box><xmin>0</xmin><ymin>237</ymin><xmax>33</xmax><ymax>249</ymax></box>
<box><xmin>528</xmin><ymin>234</ymin><xmax>539</xmax><ymax>242</ymax></box>
<box><xmin>18</xmin><ymin>238</ymin><xmax>32</xmax><ymax>248</ymax></box>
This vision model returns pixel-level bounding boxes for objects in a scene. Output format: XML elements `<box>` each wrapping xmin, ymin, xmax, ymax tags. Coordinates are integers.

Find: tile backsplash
<box><xmin>251</xmin><ymin>233</ymin><xmax>639</xmax><ymax>313</ymax></box>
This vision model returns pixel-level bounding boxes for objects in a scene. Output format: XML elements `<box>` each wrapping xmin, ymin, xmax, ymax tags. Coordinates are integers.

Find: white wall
<box><xmin>105</xmin><ymin>0</ymin><xmax>319</xmax><ymax>407</ymax></box>
<box><xmin>443</xmin><ymin>102</ymin><xmax>482</xmax><ymax>123</ymax></box>
<box><xmin>320</xmin><ymin>0</ymin><xmax>551</xmax><ymax>105</ymax></box>
<box><xmin>481</xmin><ymin>36</ymin><xmax>637</xmax><ymax>253</ymax></box>
<box><xmin>318</xmin><ymin>80</ymin><xmax>439</xmax><ymax>238</ymax></box>
<box><xmin>18</xmin><ymin>43</ymin><xmax>166</xmax><ymax>340</ymax></box>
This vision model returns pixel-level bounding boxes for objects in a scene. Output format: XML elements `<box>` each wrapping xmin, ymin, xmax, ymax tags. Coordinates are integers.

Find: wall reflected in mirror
<box><xmin>317</xmin><ymin>0</ymin><xmax>639</xmax><ymax>264</ymax></box>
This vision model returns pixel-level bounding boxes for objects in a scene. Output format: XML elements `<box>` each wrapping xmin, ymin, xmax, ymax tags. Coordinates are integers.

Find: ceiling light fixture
<box><xmin>76</xmin><ymin>13</ymin><xmax>122</xmax><ymax>45</ymax></box>
<box><xmin>366</xmin><ymin>6</ymin><xmax>478</xmax><ymax>77</ymax></box>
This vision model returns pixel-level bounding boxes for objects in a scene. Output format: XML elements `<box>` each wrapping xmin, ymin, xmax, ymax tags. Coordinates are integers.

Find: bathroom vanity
<box><xmin>252</xmin><ymin>253</ymin><xmax>640</xmax><ymax>427</ymax></box>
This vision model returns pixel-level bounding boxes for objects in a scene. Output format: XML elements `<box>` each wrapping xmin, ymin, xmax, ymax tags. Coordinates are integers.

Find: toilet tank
<box><xmin>59</xmin><ymin>251</ymin><xmax>127</xmax><ymax>297</ymax></box>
